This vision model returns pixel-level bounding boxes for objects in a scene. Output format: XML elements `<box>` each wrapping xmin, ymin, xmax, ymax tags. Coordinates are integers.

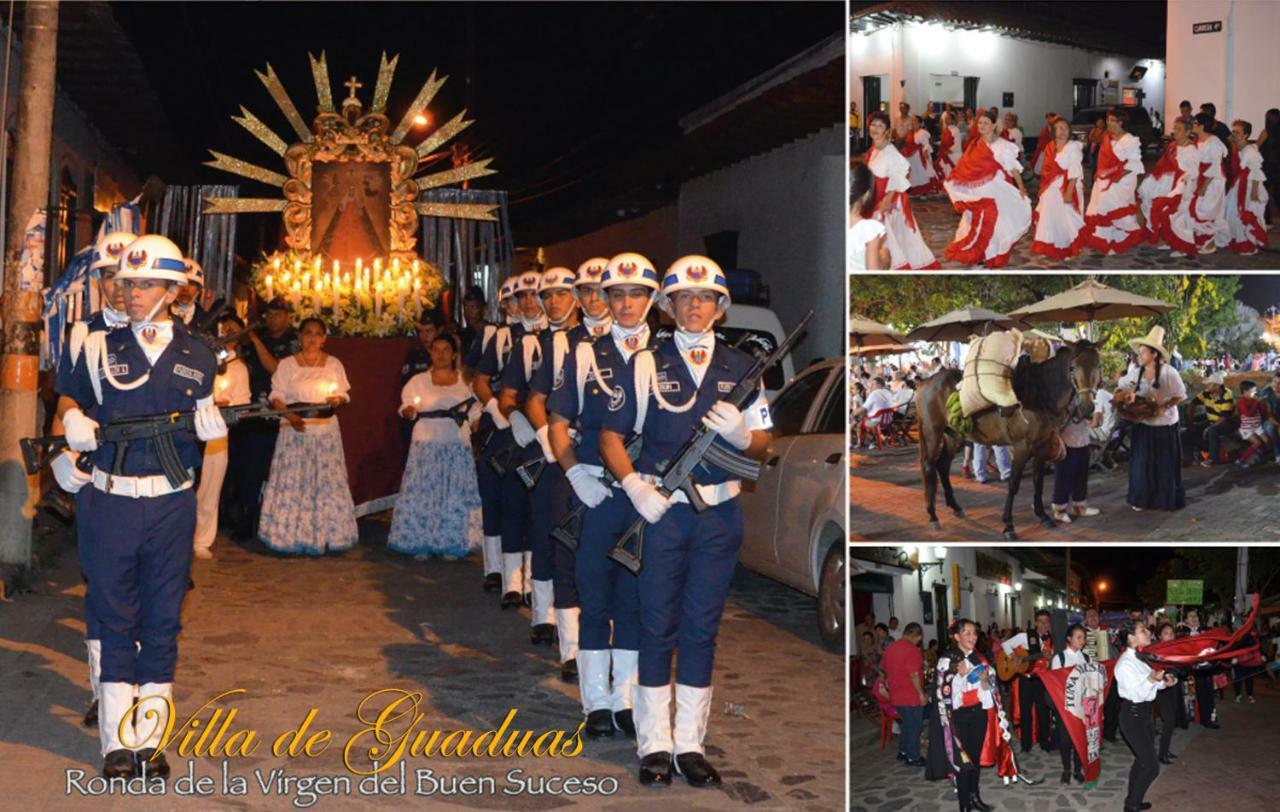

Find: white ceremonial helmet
<box><xmin>498</xmin><ymin>276</ymin><xmax>518</xmax><ymax>301</ymax></box>
<box><xmin>184</xmin><ymin>258</ymin><xmax>205</xmax><ymax>287</ymax></box>
<box><xmin>601</xmin><ymin>252</ymin><xmax>660</xmax><ymax>292</ymax></box>
<box><xmin>574</xmin><ymin>257</ymin><xmax>610</xmax><ymax>289</ymax></box>
<box><xmin>539</xmin><ymin>267</ymin><xmax>576</xmax><ymax>293</ymax></box>
<box><xmin>512</xmin><ymin>270</ymin><xmax>543</xmax><ymax>295</ymax></box>
<box><xmin>115</xmin><ymin>234</ymin><xmax>188</xmax><ymax>284</ymax></box>
<box><xmin>90</xmin><ymin>231</ymin><xmax>137</xmax><ymax>271</ymax></box>
<box><xmin>658</xmin><ymin>254</ymin><xmax>730</xmax><ymax>316</ymax></box>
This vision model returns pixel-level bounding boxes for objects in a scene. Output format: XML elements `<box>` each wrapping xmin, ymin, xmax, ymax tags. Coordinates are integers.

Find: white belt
<box><xmin>638</xmin><ymin>473</ymin><xmax>739</xmax><ymax>506</ymax></box>
<box><xmin>92</xmin><ymin>467</ymin><xmax>194</xmax><ymax>498</ymax></box>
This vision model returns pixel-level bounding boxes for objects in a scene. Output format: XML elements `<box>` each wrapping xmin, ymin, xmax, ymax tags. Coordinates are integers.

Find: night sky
<box><xmin>107</xmin><ymin>2</ymin><xmax>841</xmax><ymax>239</ymax></box>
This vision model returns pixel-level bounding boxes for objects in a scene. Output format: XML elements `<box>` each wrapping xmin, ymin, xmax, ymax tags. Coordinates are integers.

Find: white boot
<box><xmin>577</xmin><ymin>650</ymin><xmax>613</xmax><ymax>714</ymax></box>
<box><xmin>674</xmin><ymin>684</ymin><xmax>713</xmax><ymax>756</ymax></box>
<box><xmin>530</xmin><ymin>580</ymin><xmax>556</xmax><ymax>626</ymax></box>
<box><xmin>482</xmin><ymin>535</ymin><xmax>502</xmax><ymax>576</ymax></box>
<box><xmin>521</xmin><ymin>551</ymin><xmax>533</xmax><ymax>595</ymax></box>
<box><xmin>1071</xmin><ymin>500</ymin><xmax>1100</xmax><ymax>518</ymax></box>
<box><xmin>501</xmin><ymin>553</ymin><xmax>524</xmax><ymax>594</ymax></box>
<box><xmin>610</xmin><ymin>649</ymin><xmax>639</xmax><ymax>712</ymax></box>
<box><xmin>633</xmin><ymin>684</ymin><xmax>674</xmax><ymax>757</ymax></box>
<box><xmin>555</xmin><ymin>607</ymin><xmax>579</xmax><ymax>664</ymax></box>
<box><xmin>134</xmin><ymin>683</ymin><xmax>173</xmax><ymax>751</ymax></box>
<box><xmin>86</xmin><ymin>639</ymin><xmax>101</xmax><ymax>703</ymax></box>
<box><xmin>99</xmin><ymin>682</ymin><xmax>138</xmax><ymax>755</ymax></box>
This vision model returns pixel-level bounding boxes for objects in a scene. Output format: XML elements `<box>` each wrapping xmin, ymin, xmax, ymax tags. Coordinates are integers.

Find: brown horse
<box><xmin>916</xmin><ymin>341</ymin><xmax>1102</xmax><ymax>540</ymax></box>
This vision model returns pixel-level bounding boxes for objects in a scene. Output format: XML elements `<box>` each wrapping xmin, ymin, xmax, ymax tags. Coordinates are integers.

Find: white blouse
<box><xmin>1118</xmin><ymin>362</ymin><xmax>1186</xmax><ymax>426</ymax></box>
<box><xmin>1054</xmin><ymin>140</ymin><xmax>1084</xmax><ymax>180</ymax></box>
<box><xmin>1112</xmin><ymin>133</ymin><xmax>1145</xmax><ymax>176</ymax></box>
<box><xmin>990</xmin><ymin>137</ymin><xmax>1024</xmax><ymax>176</ymax></box>
<box><xmin>913</xmin><ymin>128</ymin><xmax>932</xmax><ymax>156</ymax></box>
<box><xmin>400</xmin><ymin>370</ymin><xmax>479</xmax><ymax>445</ymax></box>
<box><xmin>867</xmin><ymin>144</ymin><xmax>911</xmax><ymax>193</ymax></box>
<box><xmin>1051</xmin><ymin>647</ymin><xmax>1089</xmax><ymax>669</ymax></box>
<box><xmin>213</xmin><ymin>358</ymin><xmax>251</xmax><ymax>407</ymax></box>
<box><xmin>1115</xmin><ymin>647</ymin><xmax>1167</xmax><ymax>702</ymax></box>
<box><xmin>269</xmin><ymin>354</ymin><xmax>351</xmax><ymax>435</ymax></box>
<box><xmin>1196</xmin><ymin>136</ymin><xmax>1228</xmax><ymax>180</ymax></box>
<box><xmin>936</xmin><ymin>651</ymin><xmax>995</xmax><ymax>710</ymax></box>
<box><xmin>848</xmin><ymin>218</ymin><xmax>887</xmax><ymax>270</ymax></box>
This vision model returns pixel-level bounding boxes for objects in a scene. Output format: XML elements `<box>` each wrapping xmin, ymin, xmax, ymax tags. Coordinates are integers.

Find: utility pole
<box><xmin>1234</xmin><ymin>547</ymin><xmax>1249</xmax><ymax>619</ymax></box>
<box><xmin>0</xmin><ymin>1</ymin><xmax>59</xmax><ymax>566</ymax></box>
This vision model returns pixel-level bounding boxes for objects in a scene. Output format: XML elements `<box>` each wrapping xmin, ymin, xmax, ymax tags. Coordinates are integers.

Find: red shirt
<box><xmin>882</xmin><ymin>638</ymin><xmax>925</xmax><ymax>706</ymax></box>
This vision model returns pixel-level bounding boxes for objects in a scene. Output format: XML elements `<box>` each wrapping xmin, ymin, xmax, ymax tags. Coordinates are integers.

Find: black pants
<box><xmin>1103</xmin><ymin>677</ymin><xmax>1121</xmax><ymax>740</ymax></box>
<box><xmin>952</xmin><ymin>705</ymin><xmax>987</xmax><ymax>810</ymax></box>
<box><xmin>228</xmin><ymin>419</ymin><xmax>279</xmax><ymax>533</ymax></box>
<box><xmin>1053</xmin><ymin>705</ymin><xmax>1081</xmax><ymax>773</ymax></box>
<box><xmin>1194</xmin><ymin>666</ymin><xmax>1217</xmax><ymax>725</ymax></box>
<box><xmin>1234</xmin><ymin>665</ymin><xmax>1255</xmax><ymax>698</ymax></box>
<box><xmin>1052</xmin><ymin>444</ymin><xmax>1089</xmax><ymax>506</ymax></box>
<box><xmin>1018</xmin><ymin>674</ymin><xmax>1054</xmax><ymax>751</ymax></box>
<box><xmin>1155</xmin><ymin>680</ymin><xmax>1181</xmax><ymax>758</ymax></box>
<box><xmin>1119</xmin><ymin>699</ymin><xmax>1159</xmax><ymax>809</ymax></box>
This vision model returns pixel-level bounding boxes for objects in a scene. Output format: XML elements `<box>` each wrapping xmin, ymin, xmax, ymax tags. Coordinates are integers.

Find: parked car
<box><xmin>739</xmin><ymin>357</ymin><xmax>846</xmax><ymax>651</ymax></box>
<box><xmin>1069</xmin><ymin>105</ymin><xmax>1163</xmax><ymax>156</ymax></box>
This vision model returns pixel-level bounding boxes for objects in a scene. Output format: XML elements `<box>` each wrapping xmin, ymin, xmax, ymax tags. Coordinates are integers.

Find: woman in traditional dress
<box><xmin>1083</xmin><ymin>108</ymin><xmax>1146</xmax><ymax>255</ymax></box>
<box><xmin>942</xmin><ymin>108</ymin><xmax>1031</xmax><ymax>268</ymax></box>
<box><xmin>935</xmin><ymin>111</ymin><xmax>964</xmax><ymax>180</ymax></box>
<box><xmin>258</xmin><ymin>316</ymin><xmax>358</xmax><ymax>555</ymax></box>
<box><xmin>936</xmin><ymin>618</ymin><xmax>1002</xmax><ymax>812</ymax></box>
<box><xmin>903</xmin><ymin>116</ymin><xmax>942</xmax><ymax>195</ymax></box>
<box><xmin>1113</xmin><ymin>326</ymin><xmax>1186</xmax><ymax>512</ymax></box>
<box><xmin>1029</xmin><ymin>112</ymin><xmax>1055</xmax><ymax>176</ymax></box>
<box><xmin>1189</xmin><ymin>112</ymin><xmax>1231</xmax><ymax>254</ymax></box>
<box><xmin>864</xmin><ymin>111</ymin><xmax>940</xmax><ymax>269</ymax></box>
<box><xmin>1225</xmin><ymin>119</ymin><xmax>1270</xmax><ymax>254</ymax></box>
<box><xmin>1030</xmin><ymin>116</ymin><xmax>1087</xmax><ymax>261</ymax></box>
<box><xmin>848</xmin><ymin>160</ymin><xmax>888</xmax><ymax>270</ymax></box>
<box><xmin>388</xmin><ymin>334</ymin><xmax>482</xmax><ymax>559</ymax></box>
<box><xmin>1139</xmin><ymin>117</ymin><xmax>1200</xmax><ymax>256</ymax></box>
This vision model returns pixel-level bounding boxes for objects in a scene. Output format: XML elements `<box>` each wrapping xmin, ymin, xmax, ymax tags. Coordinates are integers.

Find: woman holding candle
<box><xmin>388</xmin><ymin>334</ymin><xmax>482</xmax><ymax>559</ymax></box>
<box><xmin>258</xmin><ymin>317</ymin><xmax>358</xmax><ymax>555</ymax></box>
<box><xmin>193</xmin><ymin>315</ymin><xmax>252</xmax><ymax>560</ymax></box>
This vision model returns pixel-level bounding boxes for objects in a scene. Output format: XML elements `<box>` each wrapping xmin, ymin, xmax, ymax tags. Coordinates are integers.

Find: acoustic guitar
<box><xmin>995</xmin><ymin>646</ymin><xmax>1044</xmax><ymax>681</ymax></box>
<box><xmin>1114</xmin><ymin>395</ymin><xmax>1163</xmax><ymax>422</ymax></box>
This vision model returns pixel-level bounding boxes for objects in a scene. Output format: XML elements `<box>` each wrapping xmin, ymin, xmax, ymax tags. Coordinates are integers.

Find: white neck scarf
<box><xmin>674</xmin><ymin>328</ymin><xmax>715</xmax><ymax>387</ymax></box>
<box><xmin>583</xmin><ymin>312</ymin><xmax>612</xmax><ymax>337</ymax></box>
<box><xmin>132</xmin><ymin>318</ymin><xmax>174</xmax><ymax>366</ymax></box>
<box><xmin>102</xmin><ymin>306</ymin><xmax>128</xmax><ymax>328</ymax></box>
<box><xmin>611</xmin><ymin>321</ymin><xmax>650</xmax><ymax>362</ymax></box>
<box><xmin>520</xmin><ymin>313</ymin><xmax>548</xmax><ymax>333</ymax></box>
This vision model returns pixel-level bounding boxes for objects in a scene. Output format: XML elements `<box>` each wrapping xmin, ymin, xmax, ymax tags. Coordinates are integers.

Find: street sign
<box><xmin>1167</xmin><ymin>580</ymin><xmax>1204</xmax><ymax>605</ymax></box>
<box><xmin>1193</xmin><ymin>21</ymin><xmax>1222</xmax><ymax>34</ymax></box>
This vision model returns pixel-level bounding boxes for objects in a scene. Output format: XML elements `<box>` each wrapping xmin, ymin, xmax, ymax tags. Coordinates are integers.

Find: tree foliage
<box><xmin>1135</xmin><ymin>547</ymin><xmax>1280</xmax><ymax>615</ymax></box>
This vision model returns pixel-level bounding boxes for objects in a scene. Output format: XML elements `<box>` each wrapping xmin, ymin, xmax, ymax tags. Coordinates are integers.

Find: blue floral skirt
<box><xmin>259</xmin><ymin>426</ymin><xmax>359</xmax><ymax>555</ymax></box>
<box><xmin>388</xmin><ymin>440</ymin><xmax>483</xmax><ymax>557</ymax></box>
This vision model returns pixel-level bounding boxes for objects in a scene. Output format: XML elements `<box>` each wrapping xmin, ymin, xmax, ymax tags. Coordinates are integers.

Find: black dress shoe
<box><xmin>560</xmin><ymin>658</ymin><xmax>578</xmax><ymax>684</ymax></box>
<box><xmin>613</xmin><ymin>709</ymin><xmax>636</xmax><ymax>739</ymax></box>
<box><xmin>530</xmin><ymin>624</ymin><xmax>557</xmax><ymax>645</ymax></box>
<box><xmin>1164</xmin><ymin>751</ymin><xmax>1177</xmax><ymax>760</ymax></box>
<box><xmin>638</xmin><ymin>751</ymin><xmax>673</xmax><ymax>786</ymax></box>
<box><xmin>135</xmin><ymin>747</ymin><xmax>171</xmax><ymax>778</ymax></box>
<box><xmin>674</xmin><ymin>752</ymin><xmax>721</xmax><ymax>788</ymax></box>
<box><xmin>584</xmin><ymin>709</ymin><xmax>615</xmax><ymax>739</ymax></box>
<box><xmin>970</xmin><ymin>797</ymin><xmax>993</xmax><ymax>812</ymax></box>
<box><xmin>500</xmin><ymin>591</ymin><xmax>522</xmax><ymax>610</ymax></box>
<box><xmin>1159</xmin><ymin>754</ymin><xmax>1175</xmax><ymax>765</ymax></box>
<box><xmin>83</xmin><ymin>698</ymin><xmax>98</xmax><ymax>727</ymax></box>
<box><xmin>1074</xmin><ymin>770</ymin><xmax>1085</xmax><ymax>783</ymax></box>
<box><xmin>102</xmin><ymin>749</ymin><xmax>137</xmax><ymax>778</ymax></box>
<box><xmin>1061</xmin><ymin>769</ymin><xmax>1071</xmax><ymax>784</ymax></box>
<box><xmin>483</xmin><ymin>573</ymin><xmax>501</xmax><ymax>592</ymax></box>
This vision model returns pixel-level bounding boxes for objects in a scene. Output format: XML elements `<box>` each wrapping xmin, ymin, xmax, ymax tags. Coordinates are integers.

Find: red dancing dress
<box><xmin>1138</xmin><ymin>140</ymin><xmax>1200</xmax><ymax>256</ymax></box>
<box><xmin>865</xmin><ymin>143</ymin><xmax>941</xmax><ymax>270</ymax></box>
<box><xmin>1083</xmin><ymin>132</ymin><xmax>1146</xmax><ymax>254</ymax></box>
<box><xmin>1030</xmin><ymin>140</ymin><xmax>1087</xmax><ymax>261</ymax></box>
<box><xmin>942</xmin><ymin>137</ymin><xmax>1032</xmax><ymax>268</ymax></box>
<box><xmin>1226</xmin><ymin>143</ymin><xmax>1270</xmax><ymax>254</ymax></box>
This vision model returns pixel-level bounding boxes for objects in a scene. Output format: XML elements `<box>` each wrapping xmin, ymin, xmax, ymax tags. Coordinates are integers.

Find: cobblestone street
<box><xmin>850</xmin><ymin>678</ymin><xmax>1280</xmax><ymax>811</ymax></box>
<box><xmin>880</xmin><ymin>160</ymin><xmax>1280</xmax><ymax>270</ymax></box>
<box><xmin>0</xmin><ymin>518</ymin><xmax>843</xmax><ymax>810</ymax></box>
<box><xmin>851</xmin><ymin>448</ymin><xmax>1280</xmax><ymax>542</ymax></box>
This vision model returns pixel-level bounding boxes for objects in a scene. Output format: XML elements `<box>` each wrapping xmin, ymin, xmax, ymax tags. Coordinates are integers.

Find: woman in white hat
<box><xmin>1114</xmin><ymin>326</ymin><xmax>1187</xmax><ymax>511</ymax></box>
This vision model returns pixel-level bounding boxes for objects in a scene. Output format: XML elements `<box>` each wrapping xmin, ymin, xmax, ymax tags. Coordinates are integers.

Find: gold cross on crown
<box><xmin>343</xmin><ymin>75</ymin><xmax>363</xmax><ymax>104</ymax></box>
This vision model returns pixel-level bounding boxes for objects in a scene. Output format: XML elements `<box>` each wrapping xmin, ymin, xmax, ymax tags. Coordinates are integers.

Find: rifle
<box><xmin>607</xmin><ymin>310</ymin><xmax>812</xmax><ymax>574</ymax></box>
<box><xmin>551</xmin><ymin>433</ymin><xmax>642</xmax><ymax>553</ymax></box>
<box><xmin>22</xmin><ymin>401</ymin><xmax>335</xmax><ymax>488</ymax></box>
<box><xmin>190</xmin><ymin>298</ymin><xmax>229</xmax><ymax>338</ymax></box>
<box><xmin>210</xmin><ymin>321</ymin><xmax>263</xmax><ymax>362</ymax></box>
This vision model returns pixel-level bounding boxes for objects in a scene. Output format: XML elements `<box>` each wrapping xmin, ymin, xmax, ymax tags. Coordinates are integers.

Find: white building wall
<box><xmin>850</xmin><ymin>24</ymin><xmax>1165</xmax><ymax>133</ymax></box>
<box><xmin>1165</xmin><ymin>0</ymin><xmax>1280</xmax><ymax>129</ymax></box>
<box><xmin>674</xmin><ymin>124</ymin><xmax>847</xmax><ymax>360</ymax></box>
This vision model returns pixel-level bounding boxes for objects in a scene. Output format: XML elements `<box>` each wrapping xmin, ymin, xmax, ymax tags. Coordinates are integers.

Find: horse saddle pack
<box><xmin>959</xmin><ymin>329</ymin><xmax>1023</xmax><ymax>418</ymax></box>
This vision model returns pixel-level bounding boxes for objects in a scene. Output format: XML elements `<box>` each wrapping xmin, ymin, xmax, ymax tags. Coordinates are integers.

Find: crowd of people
<box><xmin>855</xmin><ymin>605</ymin><xmax>1278</xmax><ymax>811</ymax></box>
<box><xmin>848</xmin><ymin>99</ymin><xmax>1279</xmax><ymax>270</ymax></box>
<box><xmin>46</xmin><ymin>228</ymin><xmax>776</xmax><ymax>789</ymax></box>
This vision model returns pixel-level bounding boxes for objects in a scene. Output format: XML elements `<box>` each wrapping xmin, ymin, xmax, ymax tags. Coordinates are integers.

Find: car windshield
<box><xmin>770</xmin><ymin>366</ymin><xmax>830</xmax><ymax>436</ymax></box>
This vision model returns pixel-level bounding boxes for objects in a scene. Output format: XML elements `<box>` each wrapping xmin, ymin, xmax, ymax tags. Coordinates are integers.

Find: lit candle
<box><xmin>293</xmin><ymin>259</ymin><xmax>301</xmax><ymax>278</ymax></box>
<box><xmin>413</xmin><ymin>277</ymin><xmax>421</xmax><ymax>312</ymax></box>
<box><xmin>375</xmin><ymin>280</ymin><xmax>383</xmax><ymax>320</ymax></box>
<box><xmin>218</xmin><ymin>377</ymin><xmax>229</xmax><ymax>393</ymax></box>
<box><xmin>355</xmin><ymin>257</ymin><xmax>363</xmax><ymax>275</ymax></box>
<box><xmin>327</xmin><ymin>381</ymin><xmax>338</xmax><ymax>400</ymax></box>
<box><xmin>265</xmin><ymin>273</ymin><xmax>274</xmax><ymax>301</ymax></box>
<box><xmin>392</xmin><ymin>257</ymin><xmax>401</xmax><ymax>275</ymax></box>
<box><xmin>291</xmin><ymin>279</ymin><xmax>301</xmax><ymax>308</ymax></box>
<box><xmin>273</xmin><ymin>257</ymin><xmax>281</xmax><ymax>273</ymax></box>
<box><xmin>314</xmin><ymin>256</ymin><xmax>322</xmax><ymax>274</ymax></box>
<box><xmin>412</xmin><ymin>259</ymin><xmax>420</xmax><ymax>275</ymax></box>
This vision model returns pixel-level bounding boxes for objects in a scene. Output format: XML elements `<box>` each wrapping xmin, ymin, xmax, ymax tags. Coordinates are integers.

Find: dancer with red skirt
<box><xmin>1226</xmin><ymin>119</ymin><xmax>1270</xmax><ymax>254</ymax></box>
<box><xmin>1139</xmin><ymin>117</ymin><xmax>1200</xmax><ymax>256</ymax></box>
<box><xmin>904</xmin><ymin>116</ymin><xmax>942</xmax><ymax>195</ymax></box>
<box><xmin>942</xmin><ymin>109</ymin><xmax>1031</xmax><ymax>268</ymax></box>
<box><xmin>1189</xmin><ymin>112</ymin><xmax>1231</xmax><ymax>254</ymax></box>
<box><xmin>1030</xmin><ymin>116</ymin><xmax>1087</xmax><ymax>261</ymax></box>
<box><xmin>936</xmin><ymin>111</ymin><xmax>964</xmax><ymax>180</ymax></box>
<box><xmin>864</xmin><ymin>111</ymin><xmax>940</xmax><ymax>270</ymax></box>
<box><xmin>1083</xmin><ymin>108</ymin><xmax>1146</xmax><ymax>255</ymax></box>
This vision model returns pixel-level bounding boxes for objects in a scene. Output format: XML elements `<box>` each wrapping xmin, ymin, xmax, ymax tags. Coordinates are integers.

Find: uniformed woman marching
<box><xmin>547</xmin><ymin>253</ymin><xmax>657</xmax><ymax>738</ymax></box>
<box><xmin>600</xmin><ymin>255</ymin><xmax>773</xmax><ymax>788</ymax></box>
<box><xmin>56</xmin><ymin>234</ymin><xmax>223</xmax><ymax>778</ymax></box>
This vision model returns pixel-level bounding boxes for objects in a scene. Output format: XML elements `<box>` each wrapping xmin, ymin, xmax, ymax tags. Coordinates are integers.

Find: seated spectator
<box><xmin>1195</xmin><ymin>373</ymin><xmax>1237</xmax><ymax>467</ymax></box>
<box><xmin>1260</xmin><ymin>371</ymin><xmax>1280</xmax><ymax>459</ymax></box>
<box><xmin>1234</xmin><ymin>381</ymin><xmax>1272</xmax><ymax>469</ymax></box>
<box><xmin>852</xmin><ymin>377</ymin><xmax>896</xmax><ymax>447</ymax></box>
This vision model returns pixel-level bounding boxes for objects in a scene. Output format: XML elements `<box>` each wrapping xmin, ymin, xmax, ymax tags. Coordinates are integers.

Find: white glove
<box><xmin>701</xmin><ymin>401</ymin><xmax>752</xmax><ymax>450</ymax></box>
<box><xmin>621</xmin><ymin>472</ymin><xmax>671</xmax><ymax>524</ymax></box>
<box><xmin>483</xmin><ymin>397</ymin><xmax>509</xmax><ymax>429</ymax></box>
<box><xmin>509</xmin><ymin>410</ymin><xmax>536</xmax><ymax>447</ymax></box>
<box><xmin>51</xmin><ymin>451</ymin><xmax>92</xmax><ymax>493</ymax></box>
<box><xmin>194</xmin><ymin>402</ymin><xmax>229</xmax><ymax>442</ymax></box>
<box><xmin>63</xmin><ymin>408</ymin><xmax>100</xmax><ymax>452</ymax></box>
<box><xmin>536</xmin><ymin>425</ymin><xmax>556</xmax><ymax>463</ymax></box>
<box><xmin>566</xmin><ymin>464</ymin><xmax>610</xmax><ymax>508</ymax></box>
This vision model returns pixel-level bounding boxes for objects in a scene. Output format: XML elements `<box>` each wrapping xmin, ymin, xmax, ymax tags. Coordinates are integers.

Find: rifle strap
<box><xmin>521</xmin><ymin>334</ymin><xmax>541</xmax><ymax>383</ymax></box>
<box><xmin>632</xmin><ymin>349</ymin><xmax>696</xmax><ymax>434</ymax></box>
<box><xmin>68</xmin><ymin>320</ymin><xmax>90</xmax><ymax>368</ymax></box>
<box><xmin>493</xmin><ymin>326</ymin><xmax>512</xmax><ymax>372</ymax></box>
